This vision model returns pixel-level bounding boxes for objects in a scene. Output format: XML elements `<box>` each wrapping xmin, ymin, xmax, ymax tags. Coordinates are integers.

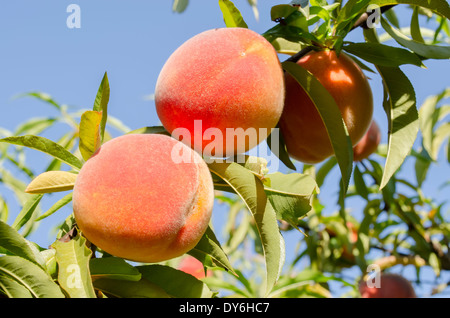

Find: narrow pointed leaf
<box><xmin>0</xmin><ymin>135</ymin><xmax>83</xmax><ymax>170</ymax></box>
<box><xmin>92</xmin><ymin>72</ymin><xmax>110</xmax><ymax>142</ymax></box>
<box><xmin>381</xmin><ymin>17</ymin><xmax>450</xmax><ymax>59</ymax></box>
<box><xmin>189</xmin><ymin>226</ymin><xmax>236</xmax><ymax>275</ymax></box>
<box><xmin>218</xmin><ymin>0</ymin><xmax>248</xmax><ymax>28</ymax></box>
<box><xmin>343</xmin><ymin>42</ymin><xmax>424</xmax><ymax>67</ymax></box>
<box><xmin>138</xmin><ymin>264</ymin><xmax>214</xmax><ymax>298</ymax></box>
<box><xmin>89</xmin><ymin>257</ymin><xmax>141</xmax><ymax>281</ymax></box>
<box><xmin>377</xmin><ymin>65</ymin><xmax>419</xmax><ymax>189</ymax></box>
<box><xmin>208</xmin><ymin>161</ymin><xmax>285</xmax><ymax>296</ymax></box>
<box><xmin>79</xmin><ymin>110</ymin><xmax>102</xmax><ymax>161</ymax></box>
<box><xmin>25</xmin><ymin>171</ymin><xmax>77</xmax><ymax>194</ymax></box>
<box><xmin>369</xmin><ymin>0</ymin><xmax>450</xmax><ymax>20</ymax></box>
<box><xmin>282</xmin><ymin>61</ymin><xmax>353</xmax><ymax>195</ymax></box>
<box><xmin>11</xmin><ymin>194</ymin><xmax>43</xmax><ymax>232</ymax></box>
<box><xmin>35</xmin><ymin>192</ymin><xmax>73</xmax><ymax>222</ymax></box>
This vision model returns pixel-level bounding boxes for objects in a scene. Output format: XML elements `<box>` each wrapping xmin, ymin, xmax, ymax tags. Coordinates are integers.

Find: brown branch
<box><xmin>350</xmin><ymin>5</ymin><xmax>396</xmax><ymax>31</ymax></box>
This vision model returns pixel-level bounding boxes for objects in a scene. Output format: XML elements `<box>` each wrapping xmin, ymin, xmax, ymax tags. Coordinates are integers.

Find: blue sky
<box><xmin>0</xmin><ymin>1</ymin><xmax>449</xmax><ymax>297</ymax></box>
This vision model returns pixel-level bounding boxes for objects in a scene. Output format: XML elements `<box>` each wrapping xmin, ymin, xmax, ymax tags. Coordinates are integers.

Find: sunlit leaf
<box><xmin>377</xmin><ymin>66</ymin><xmax>419</xmax><ymax>189</ymax></box>
<box><xmin>282</xmin><ymin>61</ymin><xmax>353</xmax><ymax>195</ymax></box>
<box><xmin>0</xmin><ymin>256</ymin><xmax>65</xmax><ymax>298</ymax></box>
<box><xmin>0</xmin><ymin>135</ymin><xmax>83</xmax><ymax>171</ymax></box>
<box><xmin>208</xmin><ymin>161</ymin><xmax>285</xmax><ymax>296</ymax></box>
<box><xmin>51</xmin><ymin>234</ymin><xmax>96</xmax><ymax>298</ymax></box>
<box><xmin>79</xmin><ymin>110</ymin><xmax>102</xmax><ymax>161</ymax></box>
<box><xmin>138</xmin><ymin>264</ymin><xmax>214</xmax><ymax>298</ymax></box>
<box><xmin>218</xmin><ymin>0</ymin><xmax>248</xmax><ymax>28</ymax></box>
<box><xmin>92</xmin><ymin>72</ymin><xmax>110</xmax><ymax>142</ymax></box>
<box><xmin>25</xmin><ymin>171</ymin><xmax>77</xmax><ymax>194</ymax></box>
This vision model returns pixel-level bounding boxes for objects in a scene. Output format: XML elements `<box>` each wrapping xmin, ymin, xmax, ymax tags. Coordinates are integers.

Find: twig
<box><xmin>351</xmin><ymin>5</ymin><xmax>396</xmax><ymax>31</ymax></box>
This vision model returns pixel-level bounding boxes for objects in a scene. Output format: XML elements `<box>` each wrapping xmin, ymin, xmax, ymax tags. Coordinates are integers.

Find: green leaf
<box><xmin>137</xmin><ymin>264</ymin><xmax>214</xmax><ymax>298</ymax></box>
<box><xmin>419</xmin><ymin>88</ymin><xmax>450</xmax><ymax>160</ymax></box>
<box><xmin>13</xmin><ymin>92</ymin><xmax>61</xmax><ymax>110</ymax></box>
<box><xmin>188</xmin><ymin>226</ymin><xmax>236</xmax><ymax>275</ymax></box>
<box><xmin>414</xmin><ymin>148</ymin><xmax>432</xmax><ymax>187</ymax></box>
<box><xmin>0</xmin><ymin>135</ymin><xmax>83</xmax><ymax>170</ymax></box>
<box><xmin>315</xmin><ymin>156</ymin><xmax>338</xmax><ymax>188</ymax></box>
<box><xmin>218</xmin><ymin>0</ymin><xmax>248</xmax><ymax>28</ymax></box>
<box><xmin>381</xmin><ymin>17</ymin><xmax>450</xmax><ymax>59</ymax></box>
<box><xmin>263</xmin><ymin>172</ymin><xmax>318</xmax><ymax>228</ymax></box>
<box><xmin>377</xmin><ymin>66</ymin><xmax>419</xmax><ymax>189</ymax></box>
<box><xmin>92</xmin><ymin>72</ymin><xmax>110</xmax><ymax>142</ymax></box>
<box><xmin>353</xmin><ymin>164</ymin><xmax>369</xmax><ymax>200</ymax></box>
<box><xmin>35</xmin><ymin>192</ymin><xmax>73</xmax><ymax>222</ymax></box>
<box><xmin>267</xmin><ymin>126</ymin><xmax>297</xmax><ymax>171</ymax></box>
<box><xmin>369</xmin><ymin>0</ymin><xmax>450</xmax><ymax>20</ymax></box>
<box><xmin>0</xmin><ymin>273</ymin><xmax>34</xmax><ymax>298</ymax></box>
<box><xmin>89</xmin><ymin>257</ymin><xmax>141</xmax><ymax>281</ymax></box>
<box><xmin>51</xmin><ymin>234</ymin><xmax>96</xmax><ymax>298</ymax></box>
<box><xmin>343</xmin><ymin>42</ymin><xmax>424</xmax><ymax>67</ymax></box>
<box><xmin>428</xmin><ymin>253</ymin><xmax>441</xmax><ymax>276</ymax></box>
<box><xmin>0</xmin><ymin>220</ymin><xmax>43</xmax><ymax>266</ymax></box>
<box><xmin>431</xmin><ymin>122</ymin><xmax>450</xmax><ymax>159</ymax></box>
<box><xmin>11</xmin><ymin>194</ymin><xmax>43</xmax><ymax>232</ymax></box>
<box><xmin>208</xmin><ymin>161</ymin><xmax>285</xmax><ymax>296</ymax></box>
<box><xmin>336</xmin><ymin>0</ymin><xmax>372</xmax><ymax>24</ymax></box>
<box><xmin>282</xmin><ymin>61</ymin><xmax>353</xmax><ymax>195</ymax></box>
<box><xmin>15</xmin><ymin>117</ymin><xmax>57</xmax><ymax>136</ymax></box>
<box><xmin>25</xmin><ymin>171</ymin><xmax>77</xmax><ymax>194</ymax></box>
<box><xmin>93</xmin><ymin>277</ymin><xmax>170</xmax><ymax>298</ymax></box>
<box><xmin>172</xmin><ymin>0</ymin><xmax>189</xmax><ymax>13</ymax></box>
<box><xmin>0</xmin><ymin>255</ymin><xmax>65</xmax><ymax>298</ymax></box>
<box><xmin>270</xmin><ymin>5</ymin><xmax>308</xmax><ymax>31</ymax></box>
<box><xmin>411</xmin><ymin>6</ymin><xmax>425</xmax><ymax>43</ymax></box>
<box><xmin>335</xmin><ymin>0</ymin><xmax>372</xmax><ymax>37</ymax></box>
<box><xmin>79</xmin><ymin>110</ymin><xmax>103</xmax><ymax>161</ymax></box>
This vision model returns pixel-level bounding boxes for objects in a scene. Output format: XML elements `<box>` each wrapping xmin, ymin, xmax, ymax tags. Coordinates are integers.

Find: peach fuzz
<box><xmin>353</xmin><ymin>120</ymin><xmax>381</xmax><ymax>161</ymax></box>
<box><xmin>72</xmin><ymin>134</ymin><xmax>214</xmax><ymax>263</ymax></box>
<box><xmin>154</xmin><ymin>27</ymin><xmax>285</xmax><ymax>157</ymax></box>
<box><xmin>279</xmin><ymin>49</ymin><xmax>373</xmax><ymax>164</ymax></box>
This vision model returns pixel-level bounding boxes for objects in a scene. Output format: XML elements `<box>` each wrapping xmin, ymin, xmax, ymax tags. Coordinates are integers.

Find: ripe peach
<box><xmin>154</xmin><ymin>27</ymin><xmax>285</xmax><ymax>157</ymax></box>
<box><xmin>279</xmin><ymin>49</ymin><xmax>373</xmax><ymax>164</ymax></box>
<box><xmin>359</xmin><ymin>273</ymin><xmax>416</xmax><ymax>298</ymax></box>
<box><xmin>177</xmin><ymin>256</ymin><xmax>212</xmax><ymax>279</ymax></box>
<box><xmin>72</xmin><ymin>134</ymin><xmax>214</xmax><ymax>263</ymax></box>
<box><xmin>353</xmin><ymin>120</ymin><xmax>381</xmax><ymax>161</ymax></box>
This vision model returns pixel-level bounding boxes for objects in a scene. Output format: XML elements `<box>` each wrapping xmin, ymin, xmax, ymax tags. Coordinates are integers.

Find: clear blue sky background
<box><xmin>0</xmin><ymin>1</ymin><xmax>449</xmax><ymax>297</ymax></box>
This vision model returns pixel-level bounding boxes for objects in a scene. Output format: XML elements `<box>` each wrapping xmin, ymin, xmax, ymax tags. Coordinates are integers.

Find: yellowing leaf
<box><xmin>79</xmin><ymin>110</ymin><xmax>102</xmax><ymax>161</ymax></box>
<box><xmin>25</xmin><ymin>171</ymin><xmax>78</xmax><ymax>194</ymax></box>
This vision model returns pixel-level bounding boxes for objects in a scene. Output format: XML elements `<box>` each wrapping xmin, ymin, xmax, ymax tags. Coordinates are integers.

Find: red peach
<box><xmin>72</xmin><ymin>134</ymin><xmax>214</xmax><ymax>263</ymax></box>
<box><xmin>155</xmin><ymin>27</ymin><xmax>285</xmax><ymax>157</ymax></box>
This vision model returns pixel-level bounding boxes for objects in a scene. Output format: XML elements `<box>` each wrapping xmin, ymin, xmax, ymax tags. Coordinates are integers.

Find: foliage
<box><xmin>0</xmin><ymin>0</ymin><xmax>449</xmax><ymax>298</ymax></box>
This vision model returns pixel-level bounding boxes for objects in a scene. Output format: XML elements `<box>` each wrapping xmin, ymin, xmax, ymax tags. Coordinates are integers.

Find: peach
<box><xmin>177</xmin><ymin>256</ymin><xmax>212</xmax><ymax>279</ymax></box>
<box><xmin>359</xmin><ymin>273</ymin><xmax>416</xmax><ymax>298</ymax></box>
<box><xmin>72</xmin><ymin>134</ymin><xmax>214</xmax><ymax>263</ymax></box>
<box><xmin>353</xmin><ymin>120</ymin><xmax>381</xmax><ymax>161</ymax></box>
<box><xmin>154</xmin><ymin>27</ymin><xmax>285</xmax><ymax>157</ymax></box>
<box><xmin>279</xmin><ymin>49</ymin><xmax>373</xmax><ymax>164</ymax></box>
